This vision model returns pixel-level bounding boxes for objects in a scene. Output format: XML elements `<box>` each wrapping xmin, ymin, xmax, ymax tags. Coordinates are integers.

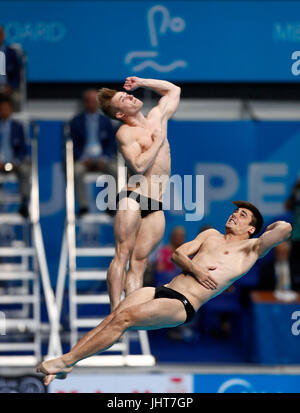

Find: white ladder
<box><xmin>0</xmin><ymin>212</ymin><xmax>41</xmax><ymax>366</ymax></box>
<box><xmin>0</xmin><ymin>124</ymin><xmax>62</xmax><ymax>366</ymax></box>
<box><xmin>56</xmin><ymin>134</ymin><xmax>155</xmax><ymax>366</ymax></box>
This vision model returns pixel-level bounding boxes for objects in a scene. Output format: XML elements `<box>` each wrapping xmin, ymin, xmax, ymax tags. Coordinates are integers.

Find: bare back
<box><xmin>167</xmin><ymin>230</ymin><xmax>260</xmax><ymax>311</ymax></box>
<box><xmin>117</xmin><ymin>108</ymin><xmax>171</xmax><ymax>202</ymax></box>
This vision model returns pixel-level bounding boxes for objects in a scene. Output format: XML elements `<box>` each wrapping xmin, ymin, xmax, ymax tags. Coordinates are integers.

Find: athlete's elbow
<box><xmin>172</xmin><ymin>249</ymin><xmax>186</xmax><ymax>265</ymax></box>
<box><xmin>133</xmin><ymin>162</ymin><xmax>146</xmax><ymax>175</ymax></box>
<box><xmin>171</xmin><ymin>250</ymin><xmax>180</xmax><ymax>264</ymax></box>
<box><xmin>282</xmin><ymin>222</ymin><xmax>292</xmax><ymax>238</ymax></box>
<box><xmin>275</xmin><ymin>221</ymin><xmax>292</xmax><ymax>241</ymax></box>
<box><xmin>171</xmin><ymin>251</ymin><xmax>177</xmax><ymax>263</ymax></box>
<box><xmin>167</xmin><ymin>84</ymin><xmax>181</xmax><ymax>97</ymax></box>
<box><xmin>174</xmin><ymin>85</ymin><xmax>181</xmax><ymax>95</ymax></box>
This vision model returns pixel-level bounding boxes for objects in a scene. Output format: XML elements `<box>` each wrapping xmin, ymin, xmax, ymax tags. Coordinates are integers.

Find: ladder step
<box><xmin>0</xmin><ymin>356</ymin><xmax>38</xmax><ymax>366</ymax></box>
<box><xmin>0</xmin><ymin>213</ymin><xmax>28</xmax><ymax>224</ymax></box>
<box><xmin>73</xmin><ymin>318</ymin><xmax>104</xmax><ymax>328</ymax></box>
<box><xmin>76</xmin><ymin>247</ymin><xmax>115</xmax><ymax>257</ymax></box>
<box><xmin>74</xmin><ymin>294</ymin><xmax>110</xmax><ymax>304</ymax></box>
<box><xmin>4</xmin><ymin>319</ymin><xmax>38</xmax><ymax>329</ymax></box>
<box><xmin>0</xmin><ymin>263</ymin><xmax>29</xmax><ymax>271</ymax></box>
<box><xmin>76</xmin><ymin>213</ymin><xmax>113</xmax><ymax>224</ymax></box>
<box><xmin>0</xmin><ymin>271</ymin><xmax>36</xmax><ymax>280</ymax></box>
<box><xmin>106</xmin><ymin>343</ymin><xmax>127</xmax><ymax>352</ymax></box>
<box><xmin>77</xmin><ymin>355</ymin><xmax>156</xmax><ymax>367</ymax></box>
<box><xmin>0</xmin><ymin>247</ymin><xmax>34</xmax><ymax>256</ymax></box>
<box><xmin>0</xmin><ymin>343</ymin><xmax>36</xmax><ymax>351</ymax></box>
<box><xmin>0</xmin><ymin>295</ymin><xmax>36</xmax><ymax>304</ymax></box>
<box><xmin>73</xmin><ymin>271</ymin><xmax>107</xmax><ymax>280</ymax></box>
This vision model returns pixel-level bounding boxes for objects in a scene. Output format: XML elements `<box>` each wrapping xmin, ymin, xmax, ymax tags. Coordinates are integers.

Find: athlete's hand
<box><xmin>124</xmin><ymin>76</ymin><xmax>142</xmax><ymax>91</ymax></box>
<box><xmin>195</xmin><ymin>267</ymin><xmax>218</xmax><ymax>290</ymax></box>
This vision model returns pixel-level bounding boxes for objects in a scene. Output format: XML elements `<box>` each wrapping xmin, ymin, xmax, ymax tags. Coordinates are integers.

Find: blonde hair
<box><xmin>97</xmin><ymin>88</ymin><xmax>118</xmax><ymax>119</ymax></box>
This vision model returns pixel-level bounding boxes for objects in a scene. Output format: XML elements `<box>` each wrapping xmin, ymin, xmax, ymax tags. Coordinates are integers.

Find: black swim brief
<box><xmin>154</xmin><ymin>285</ymin><xmax>195</xmax><ymax>325</ymax></box>
<box><xmin>116</xmin><ymin>190</ymin><xmax>163</xmax><ymax>218</ymax></box>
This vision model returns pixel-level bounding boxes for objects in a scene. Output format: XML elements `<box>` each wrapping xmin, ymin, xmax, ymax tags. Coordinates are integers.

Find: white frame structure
<box><xmin>56</xmin><ymin>131</ymin><xmax>155</xmax><ymax>367</ymax></box>
<box><xmin>0</xmin><ymin>121</ymin><xmax>62</xmax><ymax>366</ymax></box>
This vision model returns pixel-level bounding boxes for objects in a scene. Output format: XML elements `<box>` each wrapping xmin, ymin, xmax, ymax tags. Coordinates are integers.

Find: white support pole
<box><xmin>117</xmin><ymin>151</ymin><xmax>126</xmax><ymax>193</ymax></box>
<box><xmin>55</xmin><ymin>228</ymin><xmax>68</xmax><ymax>317</ymax></box>
<box><xmin>65</xmin><ymin>139</ymin><xmax>76</xmax><ymax>274</ymax></box>
<box><xmin>65</xmin><ymin>138</ymin><xmax>78</xmax><ymax>346</ymax></box>
<box><xmin>138</xmin><ymin>330</ymin><xmax>151</xmax><ymax>355</ymax></box>
<box><xmin>31</xmin><ymin>130</ymin><xmax>62</xmax><ymax>357</ymax></box>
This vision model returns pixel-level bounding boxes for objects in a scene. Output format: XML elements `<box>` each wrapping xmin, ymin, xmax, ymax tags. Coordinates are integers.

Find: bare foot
<box><xmin>37</xmin><ymin>356</ymin><xmax>73</xmax><ymax>377</ymax></box>
<box><xmin>43</xmin><ymin>371</ymin><xmax>69</xmax><ymax>386</ymax></box>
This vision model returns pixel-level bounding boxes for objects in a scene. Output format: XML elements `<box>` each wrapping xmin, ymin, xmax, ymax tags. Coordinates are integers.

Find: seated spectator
<box><xmin>259</xmin><ymin>241</ymin><xmax>296</xmax><ymax>291</ymax></box>
<box><xmin>0</xmin><ymin>25</ymin><xmax>21</xmax><ymax>110</ymax></box>
<box><xmin>154</xmin><ymin>226</ymin><xmax>186</xmax><ymax>285</ymax></box>
<box><xmin>70</xmin><ymin>89</ymin><xmax>117</xmax><ymax>216</ymax></box>
<box><xmin>285</xmin><ymin>177</ymin><xmax>300</xmax><ymax>289</ymax></box>
<box><xmin>0</xmin><ymin>96</ymin><xmax>30</xmax><ymax>217</ymax></box>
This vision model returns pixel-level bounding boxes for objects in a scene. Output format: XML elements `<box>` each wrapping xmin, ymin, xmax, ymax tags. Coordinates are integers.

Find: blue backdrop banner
<box><xmin>193</xmin><ymin>374</ymin><xmax>300</xmax><ymax>393</ymax></box>
<box><xmin>35</xmin><ymin>119</ymin><xmax>300</xmax><ymax>285</ymax></box>
<box><xmin>2</xmin><ymin>1</ymin><xmax>300</xmax><ymax>81</ymax></box>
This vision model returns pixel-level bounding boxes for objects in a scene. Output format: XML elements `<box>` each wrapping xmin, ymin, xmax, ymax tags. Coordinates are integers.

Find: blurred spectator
<box><xmin>0</xmin><ymin>96</ymin><xmax>30</xmax><ymax>217</ymax></box>
<box><xmin>154</xmin><ymin>226</ymin><xmax>186</xmax><ymax>285</ymax></box>
<box><xmin>285</xmin><ymin>177</ymin><xmax>300</xmax><ymax>289</ymax></box>
<box><xmin>70</xmin><ymin>89</ymin><xmax>117</xmax><ymax>216</ymax></box>
<box><xmin>259</xmin><ymin>241</ymin><xmax>296</xmax><ymax>291</ymax></box>
<box><xmin>0</xmin><ymin>25</ymin><xmax>21</xmax><ymax>110</ymax></box>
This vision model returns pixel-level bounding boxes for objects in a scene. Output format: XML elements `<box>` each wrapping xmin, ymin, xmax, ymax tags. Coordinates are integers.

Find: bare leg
<box><xmin>64</xmin><ymin>287</ymin><xmax>156</xmax><ymax>356</ymax></box>
<box><xmin>37</xmin><ymin>288</ymin><xmax>186</xmax><ymax>384</ymax></box>
<box><xmin>38</xmin><ymin>287</ymin><xmax>157</xmax><ymax>385</ymax></box>
<box><xmin>107</xmin><ymin>198</ymin><xmax>142</xmax><ymax>311</ymax></box>
<box><xmin>125</xmin><ymin>211</ymin><xmax>165</xmax><ymax>296</ymax></box>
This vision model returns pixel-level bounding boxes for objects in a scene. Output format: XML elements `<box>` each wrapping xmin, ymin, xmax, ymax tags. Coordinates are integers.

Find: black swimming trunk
<box><xmin>116</xmin><ymin>190</ymin><xmax>163</xmax><ymax>218</ymax></box>
<box><xmin>154</xmin><ymin>285</ymin><xmax>196</xmax><ymax>325</ymax></box>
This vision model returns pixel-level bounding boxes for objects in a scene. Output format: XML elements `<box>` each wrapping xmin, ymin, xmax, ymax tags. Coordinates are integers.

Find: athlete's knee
<box><xmin>130</xmin><ymin>256</ymin><xmax>148</xmax><ymax>273</ymax></box>
<box><xmin>112</xmin><ymin>308</ymin><xmax>135</xmax><ymax>330</ymax></box>
<box><xmin>115</xmin><ymin>243</ymin><xmax>131</xmax><ymax>263</ymax></box>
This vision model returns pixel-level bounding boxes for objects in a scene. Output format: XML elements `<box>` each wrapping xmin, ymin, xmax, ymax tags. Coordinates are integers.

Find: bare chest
<box><xmin>134</xmin><ymin>118</ymin><xmax>165</xmax><ymax>151</ymax></box>
<box><xmin>196</xmin><ymin>237</ymin><xmax>258</xmax><ymax>272</ymax></box>
<box><xmin>136</xmin><ymin>132</ymin><xmax>153</xmax><ymax>151</ymax></box>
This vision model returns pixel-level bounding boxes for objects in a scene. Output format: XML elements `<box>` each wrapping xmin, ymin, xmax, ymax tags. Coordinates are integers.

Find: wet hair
<box><xmin>232</xmin><ymin>200</ymin><xmax>264</xmax><ymax>237</ymax></box>
<box><xmin>97</xmin><ymin>88</ymin><xmax>118</xmax><ymax>119</ymax></box>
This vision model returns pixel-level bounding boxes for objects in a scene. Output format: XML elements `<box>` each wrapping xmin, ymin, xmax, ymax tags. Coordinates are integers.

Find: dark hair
<box><xmin>97</xmin><ymin>88</ymin><xmax>118</xmax><ymax>120</ymax></box>
<box><xmin>232</xmin><ymin>200</ymin><xmax>264</xmax><ymax>237</ymax></box>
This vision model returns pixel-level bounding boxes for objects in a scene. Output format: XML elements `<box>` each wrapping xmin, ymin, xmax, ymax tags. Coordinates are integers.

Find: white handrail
<box><xmin>65</xmin><ymin>138</ymin><xmax>77</xmax><ymax>273</ymax></box>
<box><xmin>117</xmin><ymin>151</ymin><xmax>126</xmax><ymax>193</ymax></box>
<box><xmin>30</xmin><ymin>128</ymin><xmax>62</xmax><ymax>357</ymax></box>
<box><xmin>55</xmin><ymin>229</ymin><xmax>68</xmax><ymax>317</ymax></box>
